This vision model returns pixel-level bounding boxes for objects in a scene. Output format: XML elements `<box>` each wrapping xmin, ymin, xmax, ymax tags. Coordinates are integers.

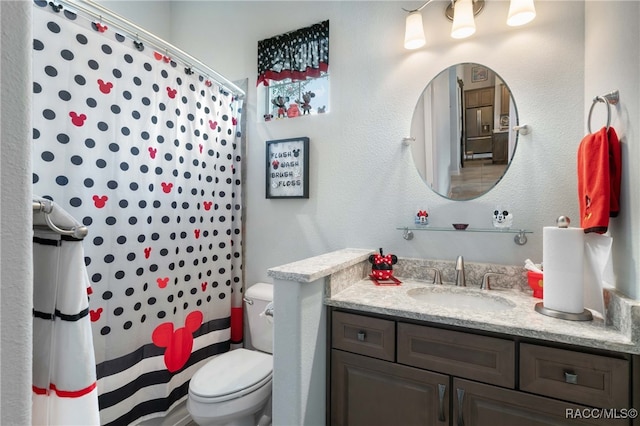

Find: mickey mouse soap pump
<box><xmin>368</xmin><ymin>248</ymin><xmax>398</xmax><ymax>280</ymax></box>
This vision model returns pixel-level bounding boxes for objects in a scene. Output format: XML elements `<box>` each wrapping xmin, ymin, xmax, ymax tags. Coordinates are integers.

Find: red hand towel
<box><xmin>608</xmin><ymin>127</ymin><xmax>621</xmax><ymax>217</ymax></box>
<box><xmin>577</xmin><ymin>126</ymin><xmax>621</xmax><ymax>234</ymax></box>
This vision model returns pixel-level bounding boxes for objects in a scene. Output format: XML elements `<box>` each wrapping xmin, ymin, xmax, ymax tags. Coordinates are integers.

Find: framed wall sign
<box><xmin>266</xmin><ymin>137</ymin><xmax>309</xmax><ymax>199</ymax></box>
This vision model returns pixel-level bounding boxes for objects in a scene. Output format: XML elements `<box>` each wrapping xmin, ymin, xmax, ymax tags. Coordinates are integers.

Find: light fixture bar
<box><xmin>402</xmin><ymin>0</ymin><xmax>438</xmax><ymax>13</ymax></box>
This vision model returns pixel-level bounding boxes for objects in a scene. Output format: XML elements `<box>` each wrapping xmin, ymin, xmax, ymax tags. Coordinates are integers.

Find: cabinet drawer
<box><xmin>398</xmin><ymin>322</ymin><xmax>515</xmax><ymax>388</ymax></box>
<box><xmin>332</xmin><ymin>311</ymin><xmax>395</xmax><ymax>361</ymax></box>
<box><xmin>520</xmin><ymin>343</ymin><xmax>630</xmax><ymax>408</ymax></box>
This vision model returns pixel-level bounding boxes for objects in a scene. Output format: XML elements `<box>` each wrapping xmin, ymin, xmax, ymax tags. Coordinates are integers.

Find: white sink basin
<box><xmin>407</xmin><ymin>286</ymin><xmax>515</xmax><ymax>312</ymax></box>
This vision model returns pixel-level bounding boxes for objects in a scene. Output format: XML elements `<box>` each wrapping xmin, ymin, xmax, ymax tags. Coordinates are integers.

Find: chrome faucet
<box><xmin>454</xmin><ymin>255</ymin><xmax>465</xmax><ymax>286</ymax></box>
<box><xmin>425</xmin><ymin>267</ymin><xmax>443</xmax><ymax>285</ymax></box>
<box><xmin>481</xmin><ymin>272</ymin><xmax>504</xmax><ymax>290</ymax></box>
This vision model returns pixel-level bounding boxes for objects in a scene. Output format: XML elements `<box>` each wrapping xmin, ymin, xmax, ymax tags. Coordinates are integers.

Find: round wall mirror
<box><xmin>410</xmin><ymin>63</ymin><xmax>519</xmax><ymax>200</ymax></box>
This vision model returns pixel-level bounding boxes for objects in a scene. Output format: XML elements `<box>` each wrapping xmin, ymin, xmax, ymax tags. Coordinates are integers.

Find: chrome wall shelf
<box><xmin>397</xmin><ymin>226</ymin><xmax>532</xmax><ymax>245</ymax></box>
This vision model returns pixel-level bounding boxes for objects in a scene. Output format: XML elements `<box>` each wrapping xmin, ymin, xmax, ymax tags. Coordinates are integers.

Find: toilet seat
<box><xmin>189</xmin><ymin>349</ymin><xmax>273</xmax><ymax>403</ymax></box>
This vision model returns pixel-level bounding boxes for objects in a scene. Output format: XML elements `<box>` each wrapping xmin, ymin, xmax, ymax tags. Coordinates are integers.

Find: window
<box><xmin>266</xmin><ymin>74</ymin><xmax>329</xmax><ymax>118</ymax></box>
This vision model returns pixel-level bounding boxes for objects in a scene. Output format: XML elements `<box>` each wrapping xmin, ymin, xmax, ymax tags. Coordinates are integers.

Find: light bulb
<box><xmin>404</xmin><ymin>11</ymin><xmax>426</xmax><ymax>49</ymax></box>
<box><xmin>451</xmin><ymin>0</ymin><xmax>476</xmax><ymax>39</ymax></box>
<box><xmin>507</xmin><ymin>0</ymin><xmax>536</xmax><ymax>27</ymax></box>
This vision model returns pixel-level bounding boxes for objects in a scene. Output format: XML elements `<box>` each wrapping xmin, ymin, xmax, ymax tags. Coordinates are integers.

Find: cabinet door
<box><xmin>500</xmin><ymin>85</ymin><xmax>510</xmax><ymax>115</ymax></box>
<box><xmin>331</xmin><ymin>349</ymin><xmax>449</xmax><ymax>426</ymax></box>
<box><xmin>453</xmin><ymin>378</ymin><xmax>615</xmax><ymax>426</ymax></box>
<box><xmin>465</xmin><ymin>87</ymin><xmax>494</xmax><ymax>108</ymax></box>
<box><xmin>492</xmin><ymin>132</ymin><xmax>508</xmax><ymax>164</ymax></box>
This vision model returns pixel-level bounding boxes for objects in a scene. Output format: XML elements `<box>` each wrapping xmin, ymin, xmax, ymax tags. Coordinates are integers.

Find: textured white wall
<box><xmin>100</xmin><ymin>1</ymin><xmax>639</xmax><ymax>299</ymax></box>
<box><xmin>584</xmin><ymin>1</ymin><xmax>640</xmax><ymax>299</ymax></box>
<box><xmin>1</xmin><ymin>2</ymin><xmax>33</xmax><ymax>424</ymax></box>
<box><xmin>163</xmin><ymin>1</ymin><xmax>587</xmax><ymax>283</ymax></box>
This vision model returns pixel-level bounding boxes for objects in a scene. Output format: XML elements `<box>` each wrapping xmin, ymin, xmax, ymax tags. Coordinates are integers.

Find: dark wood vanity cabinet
<box><xmin>329</xmin><ymin>309</ymin><xmax>636</xmax><ymax>426</ymax></box>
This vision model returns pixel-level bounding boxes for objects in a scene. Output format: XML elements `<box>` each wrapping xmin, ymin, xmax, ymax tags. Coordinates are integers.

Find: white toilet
<box><xmin>187</xmin><ymin>283</ymin><xmax>274</xmax><ymax>426</ymax></box>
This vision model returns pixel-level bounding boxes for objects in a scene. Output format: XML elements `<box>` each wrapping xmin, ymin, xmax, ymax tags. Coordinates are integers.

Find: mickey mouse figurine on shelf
<box><xmin>415</xmin><ymin>209</ymin><xmax>429</xmax><ymax>226</ymax></box>
<box><xmin>369</xmin><ymin>248</ymin><xmax>398</xmax><ymax>280</ymax></box>
<box><xmin>271</xmin><ymin>96</ymin><xmax>289</xmax><ymax>119</ymax></box>
<box><xmin>492</xmin><ymin>205</ymin><xmax>513</xmax><ymax>229</ymax></box>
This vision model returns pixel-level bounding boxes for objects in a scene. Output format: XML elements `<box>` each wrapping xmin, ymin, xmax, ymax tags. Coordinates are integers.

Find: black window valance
<box><xmin>257</xmin><ymin>20</ymin><xmax>329</xmax><ymax>86</ymax></box>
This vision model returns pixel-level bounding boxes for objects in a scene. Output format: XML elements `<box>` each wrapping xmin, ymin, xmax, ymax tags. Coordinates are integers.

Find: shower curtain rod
<box><xmin>52</xmin><ymin>0</ymin><xmax>246</xmax><ymax>98</ymax></box>
<box><xmin>33</xmin><ymin>199</ymin><xmax>89</xmax><ymax>239</ymax></box>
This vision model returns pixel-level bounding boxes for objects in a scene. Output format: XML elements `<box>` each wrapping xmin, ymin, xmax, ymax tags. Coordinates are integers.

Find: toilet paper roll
<box><xmin>542</xmin><ymin>226</ymin><xmax>585</xmax><ymax>314</ymax></box>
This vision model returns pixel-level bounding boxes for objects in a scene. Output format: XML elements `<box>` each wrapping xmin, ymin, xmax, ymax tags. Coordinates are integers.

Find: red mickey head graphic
<box><xmin>69</xmin><ymin>111</ymin><xmax>87</xmax><ymax>127</ymax></box>
<box><xmin>201</xmin><ymin>282</ymin><xmax>208</xmax><ymax>291</ymax></box>
<box><xmin>205</xmin><ymin>80</ymin><xmax>212</xmax><ymax>87</ymax></box>
<box><xmin>199</xmin><ymin>144</ymin><xmax>203</xmax><ymax>154</ymax></box>
<box><xmin>144</xmin><ymin>247</ymin><xmax>152</xmax><ymax>259</ymax></box>
<box><xmin>90</xmin><ymin>308</ymin><xmax>103</xmax><ymax>322</ymax></box>
<box><xmin>203</xmin><ymin>201</ymin><xmax>213</xmax><ymax>211</ymax></box>
<box><xmin>166</xmin><ymin>87</ymin><xmax>177</xmax><ymax>99</ymax></box>
<box><xmin>194</xmin><ymin>229</ymin><xmax>201</xmax><ymax>239</ymax></box>
<box><xmin>97</xmin><ymin>79</ymin><xmax>113</xmax><ymax>94</ymax></box>
<box><xmin>152</xmin><ymin>311</ymin><xmax>203</xmax><ymax>373</ymax></box>
<box><xmin>92</xmin><ymin>195</ymin><xmax>108</xmax><ymax>208</ymax></box>
<box><xmin>209</xmin><ymin>120</ymin><xmax>217</xmax><ymax>130</ymax></box>
<box><xmin>148</xmin><ymin>147</ymin><xmax>157</xmax><ymax>159</ymax></box>
<box><xmin>152</xmin><ymin>52</ymin><xmax>172</xmax><ymax>63</ymax></box>
<box><xmin>92</xmin><ymin>22</ymin><xmax>108</xmax><ymax>33</ymax></box>
<box><xmin>232</xmin><ymin>117</ymin><xmax>238</xmax><ymax>126</ymax></box>
<box><xmin>156</xmin><ymin>277</ymin><xmax>169</xmax><ymax>289</ymax></box>
<box><xmin>160</xmin><ymin>182</ymin><xmax>173</xmax><ymax>193</ymax></box>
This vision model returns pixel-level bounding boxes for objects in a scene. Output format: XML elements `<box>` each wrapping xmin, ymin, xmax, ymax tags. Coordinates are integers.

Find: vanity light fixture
<box><xmin>403</xmin><ymin>0</ymin><xmax>535</xmax><ymax>49</ymax></box>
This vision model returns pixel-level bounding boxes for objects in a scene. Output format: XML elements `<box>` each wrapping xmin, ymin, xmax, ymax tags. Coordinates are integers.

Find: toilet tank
<box><xmin>245</xmin><ymin>283</ymin><xmax>273</xmax><ymax>354</ymax></box>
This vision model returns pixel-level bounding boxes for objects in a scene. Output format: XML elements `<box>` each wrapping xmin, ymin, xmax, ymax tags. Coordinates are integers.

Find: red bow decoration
<box><xmin>417</xmin><ymin>210</ymin><xmax>428</xmax><ymax>218</ymax></box>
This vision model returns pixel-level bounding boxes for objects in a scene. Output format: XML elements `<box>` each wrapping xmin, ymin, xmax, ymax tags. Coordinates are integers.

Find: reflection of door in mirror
<box><xmin>410</xmin><ymin>63</ymin><xmax>519</xmax><ymax>201</ymax></box>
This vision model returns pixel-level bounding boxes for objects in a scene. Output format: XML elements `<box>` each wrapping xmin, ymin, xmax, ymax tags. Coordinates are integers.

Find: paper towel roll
<box><xmin>542</xmin><ymin>226</ymin><xmax>585</xmax><ymax>314</ymax></box>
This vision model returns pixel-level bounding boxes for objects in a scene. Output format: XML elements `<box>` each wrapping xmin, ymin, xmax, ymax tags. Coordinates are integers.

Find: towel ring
<box><xmin>587</xmin><ymin>90</ymin><xmax>619</xmax><ymax>133</ymax></box>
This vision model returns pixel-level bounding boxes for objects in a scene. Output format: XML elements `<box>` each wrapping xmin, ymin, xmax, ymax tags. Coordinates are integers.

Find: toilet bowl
<box><xmin>187</xmin><ymin>348</ymin><xmax>272</xmax><ymax>426</ymax></box>
<box><xmin>187</xmin><ymin>283</ymin><xmax>273</xmax><ymax>426</ymax></box>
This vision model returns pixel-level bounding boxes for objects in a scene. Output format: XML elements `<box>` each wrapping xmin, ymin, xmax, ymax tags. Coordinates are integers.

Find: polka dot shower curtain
<box><xmin>32</xmin><ymin>3</ymin><xmax>244</xmax><ymax>424</ymax></box>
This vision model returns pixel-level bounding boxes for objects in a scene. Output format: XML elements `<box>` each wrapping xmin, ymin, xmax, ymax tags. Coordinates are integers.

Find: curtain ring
<box><xmin>587</xmin><ymin>96</ymin><xmax>610</xmax><ymax>134</ymax></box>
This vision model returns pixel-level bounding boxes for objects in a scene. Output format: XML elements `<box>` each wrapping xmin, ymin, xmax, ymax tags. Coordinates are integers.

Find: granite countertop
<box><xmin>268</xmin><ymin>248</ymin><xmax>374</xmax><ymax>283</ymax></box>
<box><xmin>326</xmin><ymin>278</ymin><xmax>639</xmax><ymax>355</ymax></box>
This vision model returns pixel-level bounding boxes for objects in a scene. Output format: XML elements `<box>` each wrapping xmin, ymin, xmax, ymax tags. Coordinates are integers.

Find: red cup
<box><xmin>527</xmin><ymin>271</ymin><xmax>543</xmax><ymax>299</ymax></box>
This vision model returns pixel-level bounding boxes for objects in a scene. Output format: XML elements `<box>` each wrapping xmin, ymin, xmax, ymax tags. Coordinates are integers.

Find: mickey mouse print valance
<box><xmin>257</xmin><ymin>20</ymin><xmax>329</xmax><ymax>86</ymax></box>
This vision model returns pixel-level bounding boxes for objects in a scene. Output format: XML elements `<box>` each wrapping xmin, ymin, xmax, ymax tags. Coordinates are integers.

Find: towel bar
<box><xmin>588</xmin><ymin>89</ymin><xmax>619</xmax><ymax>133</ymax></box>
